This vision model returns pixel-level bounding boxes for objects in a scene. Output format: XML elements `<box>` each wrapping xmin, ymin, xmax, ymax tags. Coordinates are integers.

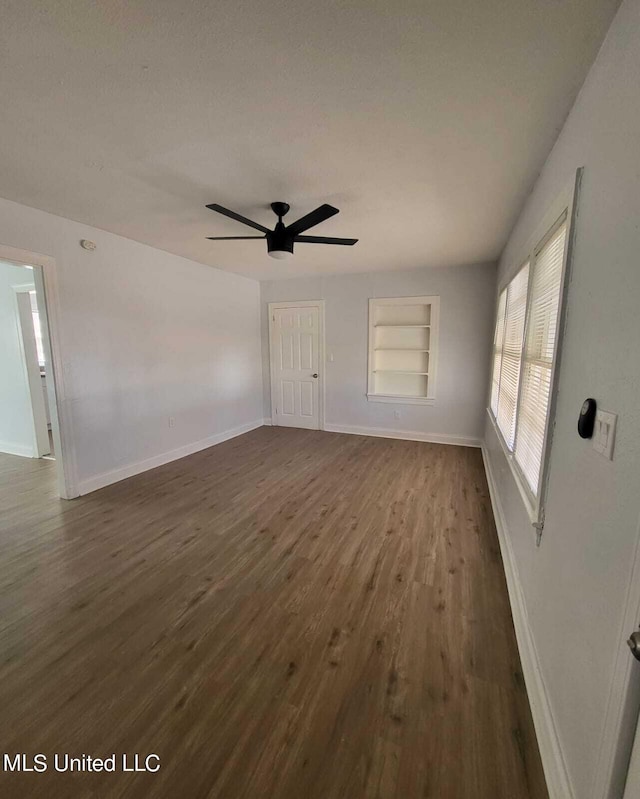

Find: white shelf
<box><xmin>374</xmin><ymin>370</ymin><xmax>429</xmax><ymax>375</ymax></box>
<box><xmin>375</xmin><ymin>348</ymin><xmax>429</xmax><ymax>352</ymax></box>
<box><xmin>367</xmin><ymin>393</ymin><xmax>435</xmax><ymax>406</ymax></box>
<box><xmin>375</xmin><ymin>324</ymin><xmax>430</xmax><ymax>328</ymax></box>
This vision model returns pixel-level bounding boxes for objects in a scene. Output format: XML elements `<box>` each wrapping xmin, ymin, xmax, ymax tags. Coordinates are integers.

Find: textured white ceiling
<box><xmin>0</xmin><ymin>0</ymin><xmax>620</xmax><ymax>280</ymax></box>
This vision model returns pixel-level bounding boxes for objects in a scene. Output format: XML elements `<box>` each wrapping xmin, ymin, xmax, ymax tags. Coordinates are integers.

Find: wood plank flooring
<box><xmin>0</xmin><ymin>427</ymin><xmax>548</xmax><ymax>799</ymax></box>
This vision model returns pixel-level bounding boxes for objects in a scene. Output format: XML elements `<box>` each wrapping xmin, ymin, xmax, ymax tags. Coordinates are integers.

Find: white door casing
<box><xmin>0</xmin><ymin>244</ymin><xmax>76</xmax><ymax>499</ymax></box>
<box><xmin>269</xmin><ymin>302</ymin><xmax>324</xmax><ymax>430</ymax></box>
<box><xmin>594</xmin><ymin>508</ymin><xmax>640</xmax><ymax>799</ymax></box>
<box><xmin>624</xmin><ymin>723</ymin><xmax>640</xmax><ymax>798</ymax></box>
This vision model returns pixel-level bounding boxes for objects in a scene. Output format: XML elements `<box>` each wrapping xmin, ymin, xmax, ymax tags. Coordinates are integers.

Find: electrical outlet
<box><xmin>168</xmin><ymin>416</ymin><xmax>175</xmax><ymax>428</ymax></box>
<box><xmin>394</xmin><ymin>410</ymin><xmax>401</xmax><ymax>420</ymax></box>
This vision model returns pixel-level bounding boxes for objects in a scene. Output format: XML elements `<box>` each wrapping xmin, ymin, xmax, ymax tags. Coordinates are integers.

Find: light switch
<box><xmin>592</xmin><ymin>410</ymin><xmax>617</xmax><ymax>460</ymax></box>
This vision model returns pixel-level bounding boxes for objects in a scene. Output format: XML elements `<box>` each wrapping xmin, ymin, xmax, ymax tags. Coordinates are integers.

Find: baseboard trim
<box><xmin>323</xmin><ymin>422</ymin><xmax>481</xmax><ymax>448</ymax></box>
<box><xmin>77</xmin><ymin>419</ymin><xmax>266</xmax><ymax>496</ymax></box>
<box><xmin>0</xmin><ymin>440</ymin><xmax>36</xmax><ymax>458</ymax></box>
<box><xmin>481</xmin><ymin>445</ymin><xmax>574</xmax><ymax>799</ymax></box>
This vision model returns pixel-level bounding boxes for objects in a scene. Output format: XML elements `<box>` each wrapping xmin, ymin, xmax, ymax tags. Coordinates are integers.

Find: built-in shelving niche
<box><xmin>367</xmin><ymin>296</ymin><xmax>439</xmax><ymax>404</ymax></box>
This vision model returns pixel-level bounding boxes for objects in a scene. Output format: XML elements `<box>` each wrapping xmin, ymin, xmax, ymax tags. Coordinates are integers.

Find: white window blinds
<box><xmin>515</xmin><ymin>219</ymin><xmax>567</xmax><ymax>493</ymax></box>
<box><xmin>490</xmin><ymin>289</ymin><xmax>506</xmax><ymax>416</ymax></box>
<box><xmin>496</xmin><ymin>263</ymin><xmax>529</xmax><ymax>449</ymax></box>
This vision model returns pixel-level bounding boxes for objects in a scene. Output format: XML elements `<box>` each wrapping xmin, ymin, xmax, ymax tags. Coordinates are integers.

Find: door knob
<box><xmin>627</xmin><ymin>631</ymin><xmax>640</xmax><ymax>662</ymax></box>
<box><xmin>312</xmin><ymin>373</ymin><xmax>318</xmax><ymax>378</ymax></box>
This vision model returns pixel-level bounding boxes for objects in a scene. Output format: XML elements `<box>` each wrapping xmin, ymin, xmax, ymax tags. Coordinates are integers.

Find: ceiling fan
<box><xmin>205</xmin><ymin>201</ymin><xmax>358</xmax><ymax>260</ymax></box>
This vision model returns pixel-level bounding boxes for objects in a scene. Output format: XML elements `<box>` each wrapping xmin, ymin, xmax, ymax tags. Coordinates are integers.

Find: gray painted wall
<box><xmin>261</xmin><ymin>262</ymin><xmax>496</xmax><ymax>443</ymax></box>
<box><xmin>0</xmin><ymin>196</ymin><xmax>264</xmax><ymax>493</ymax></box>
<box><xmin>483</xmin><ymin>1</ymin><xmax>640</xmax><ymax>795</ymax></box>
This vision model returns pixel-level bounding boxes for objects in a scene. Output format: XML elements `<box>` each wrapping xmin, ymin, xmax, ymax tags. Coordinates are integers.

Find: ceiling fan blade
<box><xmin>295</xmin><ymin>235</ymin><xmax>358</xmax><ymax>245</ymax></box>
<box><xmin>286</xmin><ymin>204</ymin><xmax>339</xmax><ymax>236</ymax></box>
<box><xmin>206</xmin><ymin>236</ymin><xmax>265</xmax><ymax>240</ymax></box>
<box><xmin>206</xmin><ymin>204</ymin><xmax>270</xmax><ymax>233</ymax></box>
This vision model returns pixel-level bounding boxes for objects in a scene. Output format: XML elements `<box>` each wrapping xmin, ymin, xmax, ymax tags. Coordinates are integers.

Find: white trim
<box><xmin>594</xmin><ymin>509</ymin><xmax>640</xmax><ymax>799</ymax></box>
<box><xmin>77</xmin><ymin>419</ymin><xmax>265</xmax><ymax>496</ymax></box>
<box><xmin>268</xmin><ymin>300</ymin><xmax>325</xmax><ymax>431</ymax></box>
<box><xmin>0</xmin><ymin>244</ymin><xmax>77</xmax><ymax>498</ymax></box>
<box><xmin>0</xmin><ymin>440</ymin><xmax>37</xmax><ymax>458</ymax></box>
<box><xmin>324</xmin><ymin>422</ymin><xmax>480</xmax><ymax>448</ymax></box>
<box><xmin>267</xmin><ymin>301</ymin><xmax>322</xmax><ymax>308</ymax></box>
<box><xmin>366</xmin><ymin>393</ymin><xmax>435</xmax><ymax>406</ymax></box>
<box><xmin>481</xmin><ymin>445</ymin><xmax>574</xmax><ymax>799</ymax></box>
<box><xmin>534</xmin><ymin>171</ymin><xmax>581</xmax><ymax>537</ymax></box>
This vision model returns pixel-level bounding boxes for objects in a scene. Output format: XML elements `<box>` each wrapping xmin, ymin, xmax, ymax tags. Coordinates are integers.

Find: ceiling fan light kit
<box><xmin>267</xmin><ymin>248</ymin><xmax>292</xmax><ymax>260</ymax></box>
<box><xmin>206</xmin><ymin>201</ymin><xmax>358</xmax><ymax>259</ymax></box>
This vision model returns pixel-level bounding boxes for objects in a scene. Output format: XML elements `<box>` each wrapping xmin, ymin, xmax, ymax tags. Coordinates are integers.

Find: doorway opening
<box><xmin>0</xmin><ymin>257</ymin><xmax>68</xmax><ymax>495</ymax></box>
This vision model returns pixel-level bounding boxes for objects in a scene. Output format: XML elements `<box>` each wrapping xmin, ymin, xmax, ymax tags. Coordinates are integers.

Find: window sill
<box><xmin>486</xmin><ymin>408</ymin><xmax>541</xmax><ymax>528</ymax></box>
<box><xmin>367</xmin><ymin>393</ymin><xmax>434</xmax><ymax>406</ymax></box>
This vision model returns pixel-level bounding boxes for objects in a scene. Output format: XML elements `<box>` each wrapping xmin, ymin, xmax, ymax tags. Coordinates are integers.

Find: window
<box><xmin>367</xmin><ymin>296</ymin><xmax>439</xmax><ymax>404</ymax></box>
<box><xmin>515</xmin><ymin>219</ymin><xmax>567</xmax><ymax>493</ymax></box>
<box><xmin>489</xmin><ymin>212</ymin><xmax>570</xmax><ymax>513</ymax></box>
<box><xmin>495</xmin><ymin>263</ymin><xmax>529</xmax><ymax>449</ymax></box>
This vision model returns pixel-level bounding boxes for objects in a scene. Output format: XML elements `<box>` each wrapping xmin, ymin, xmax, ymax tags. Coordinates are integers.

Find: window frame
<box><xmin>487</xmin><ymin>169</ymin><xmax>581</xmax><ymax>532</ymax></box>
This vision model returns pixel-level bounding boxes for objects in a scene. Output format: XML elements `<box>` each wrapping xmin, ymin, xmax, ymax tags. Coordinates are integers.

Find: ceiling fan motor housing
<box><xmin>267</xmin><ymin>222</ymin><xmax>295</xmax><ymax>256</ymax></box>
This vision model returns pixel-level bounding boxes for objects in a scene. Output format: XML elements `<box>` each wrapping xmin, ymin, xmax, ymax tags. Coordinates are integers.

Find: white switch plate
<box><xmin>592</xmin><ymin>409</ymin><xmax>617</xmax><ymax>460</ymax></box>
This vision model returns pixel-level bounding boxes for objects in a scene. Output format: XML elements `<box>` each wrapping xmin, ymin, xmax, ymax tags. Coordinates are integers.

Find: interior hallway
<box><xmin>0</xmin><ymin>427</ymin><xmax>547</xmax><ymax>798</ymax></box>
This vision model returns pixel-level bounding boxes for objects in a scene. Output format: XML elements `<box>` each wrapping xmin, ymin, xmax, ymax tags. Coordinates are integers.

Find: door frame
<box><xmin>0</xmin><ymin>243</ymin><xmax>77</xmax><ymax>499</ymax></box>
<box><xmin>595</xmin><ymin>507</ymin><xmax>640</xmax><ymax>798</ymax></box>
<box><xmin>268</xmin><ymin>300</ymin><xmax>325</xmax><ymax>431</ymax></box>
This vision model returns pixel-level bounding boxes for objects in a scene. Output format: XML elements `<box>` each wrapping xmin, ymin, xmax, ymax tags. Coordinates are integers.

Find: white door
<box><xmin>271</xmin><ymin>305</ymin><xmax>320</xmax><ymax>430</ymax></box>
<box><xmin>16</xmin><ymin>290</ymin><xmax>50</xmax><ymax>457</ymax></box>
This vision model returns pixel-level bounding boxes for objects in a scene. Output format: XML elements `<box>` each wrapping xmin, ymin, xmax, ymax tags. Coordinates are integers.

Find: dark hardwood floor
<box><xmin>0</xmin><ymin>427</ymin><xmax>548</xmax><ymax>798</ymax></box>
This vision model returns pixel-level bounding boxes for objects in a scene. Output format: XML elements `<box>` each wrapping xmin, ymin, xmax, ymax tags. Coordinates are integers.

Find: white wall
<box><xmin>0</xmin><ymin>262</ymin><xmax>37</xmax><ymax>456</ymax></box>
<box><xmin>0</xmin><ymin>197</ymin><xmax>264</xmax><ymax>494</ymax></box>
<box><xmin>483</xmin><ymin>1</ymin><xmax>640</xmax><ymax>796</ymax></box>
<box><xmin>261</xmin><ymin>262</ymin><xmax>496</xmax><ymax>444</ymax></box>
